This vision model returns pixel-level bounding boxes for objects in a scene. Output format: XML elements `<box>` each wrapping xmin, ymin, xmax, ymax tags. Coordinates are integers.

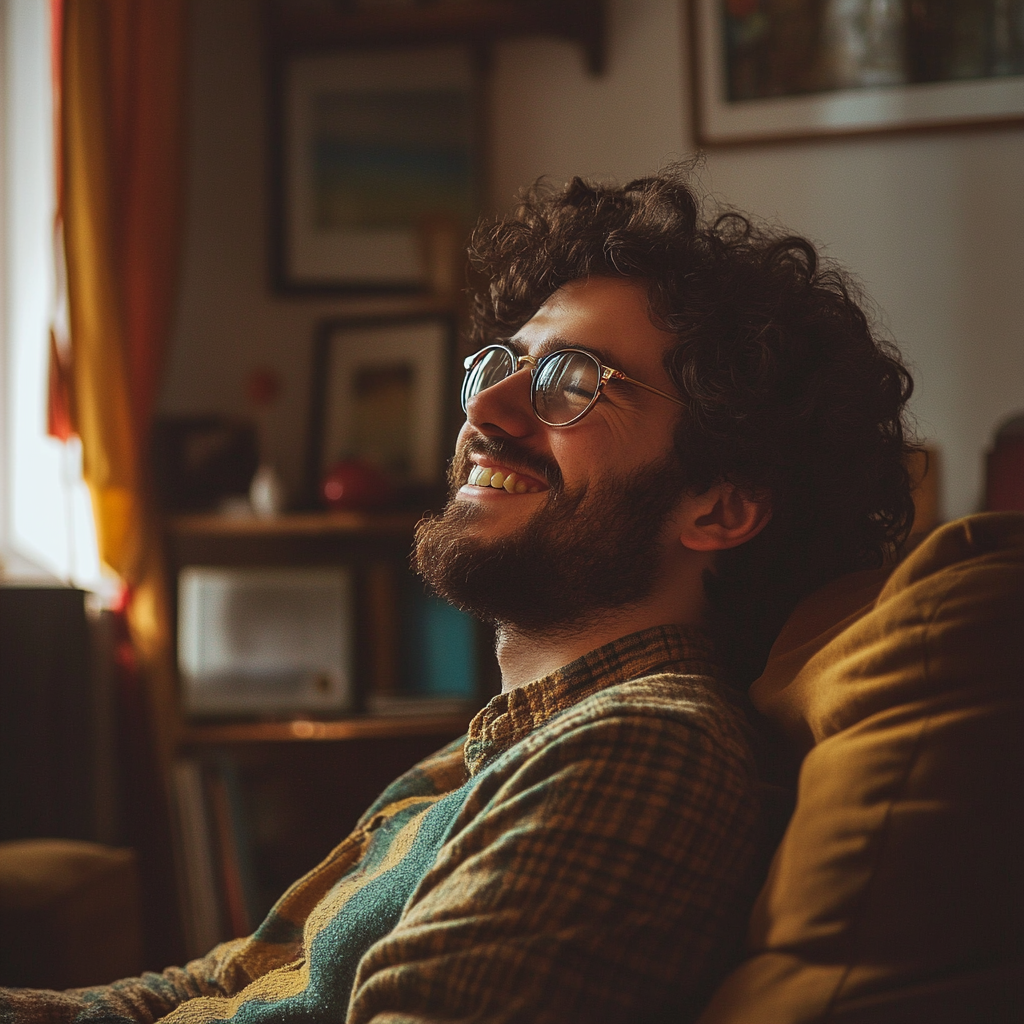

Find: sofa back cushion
<box><xmin>697</xmin><ymin>512</ymin><xmax>1024</xmax><ymax>1023</ymax></box>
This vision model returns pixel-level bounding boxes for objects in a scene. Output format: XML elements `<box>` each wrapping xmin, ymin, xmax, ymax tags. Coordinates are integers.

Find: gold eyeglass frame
<box><xmin>462</xmin><ymin>344</ymin><xmax>686</xmax><ymax>427</ymax></box>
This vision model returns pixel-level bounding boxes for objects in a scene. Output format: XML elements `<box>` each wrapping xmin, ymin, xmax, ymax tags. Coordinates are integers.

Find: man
<box><xmin>1</xmin><ymin>170</ymin><xmax>915</xmax><ymax>1023</ymax></box>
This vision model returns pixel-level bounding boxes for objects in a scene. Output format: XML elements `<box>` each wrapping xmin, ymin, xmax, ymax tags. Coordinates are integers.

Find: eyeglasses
<box><xmin>461</xmin><ymin>344</ymin><xmax>686</xmax><ymax>427</ymax></box>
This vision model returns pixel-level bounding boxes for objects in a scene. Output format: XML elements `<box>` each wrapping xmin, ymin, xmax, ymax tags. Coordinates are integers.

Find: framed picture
<box><xmin>305</xmin><ymin>315</ymin><xmax>456</xmax><ymax>505</ymax></box>
<box><xmin>690</xmin><ymin>0</ymin><xmax>1024</xmax><ymax>144</ymax></box>
<box><xmin>273</xmin><ymin>45</ymin><xmax>480</xmax><ymax>293</ymax></box>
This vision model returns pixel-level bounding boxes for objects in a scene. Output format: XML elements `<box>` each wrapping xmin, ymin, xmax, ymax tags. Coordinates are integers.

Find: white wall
<box><xmin>165</xmin><ymin>0</ymin><xmax>1024</xmax><ymax>521</ymax></box>
<box><xmin>488</xmin><ymin>0</ymin><xmax>1024</xmax><ymax>520</ymax></box>
<box><xmin>701</xmin><ymin>134</ymin><xmax>1024</xmax><ymax>521</ymax></box>
<box><xmin>162</xmin><ymin>0</ymin><xmax>336</xmax><ymax>502</ymax></box>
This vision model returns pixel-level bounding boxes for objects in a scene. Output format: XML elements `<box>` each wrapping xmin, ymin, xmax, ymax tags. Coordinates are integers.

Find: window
<box><xmin>1</xmin><ymin>0</ymin><xmax>102</xmax><ymax>588</ymax></box>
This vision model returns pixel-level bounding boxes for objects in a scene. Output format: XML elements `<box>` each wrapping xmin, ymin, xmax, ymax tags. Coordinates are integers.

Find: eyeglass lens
<box><xmin>533</xmin><ymin>352</ymin><xmax>600</xmax><ymax>424</ymax></box>
<box><xmin>461</xmin><ymin>347</ymin><xmax>515</xmax><ymax>411</ymax></box>
<box><xmin>463</xmin><ymin>347</ymin><xmax>603</xmax><ymax>426</ymax></box>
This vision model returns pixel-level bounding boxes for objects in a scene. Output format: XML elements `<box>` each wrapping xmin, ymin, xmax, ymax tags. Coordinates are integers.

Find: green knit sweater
<box><xmin>0</xmin><ymin>625</ymin><xmax>764</xmax><ymax>1024</ymax></box>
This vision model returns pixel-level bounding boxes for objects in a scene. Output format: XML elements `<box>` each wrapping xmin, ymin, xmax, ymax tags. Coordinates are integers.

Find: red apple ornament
<box><xmin>321</xmin><ymin>458</ymin><xmax>394</xmax><ymax>510</ymax></box>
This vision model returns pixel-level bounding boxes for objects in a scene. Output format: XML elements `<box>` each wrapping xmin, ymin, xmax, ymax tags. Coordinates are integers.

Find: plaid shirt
<box><xmin>1</xmin><ymin>625</ymin><xmax>764</xmax><ymax>1024</ymax></box>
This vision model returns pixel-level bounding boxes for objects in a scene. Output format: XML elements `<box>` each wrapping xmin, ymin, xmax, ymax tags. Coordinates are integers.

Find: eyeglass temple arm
<box><xmin>603</xmin><ymin>367</ymin><xmax>687</xmax><ymax>408</ymax></box>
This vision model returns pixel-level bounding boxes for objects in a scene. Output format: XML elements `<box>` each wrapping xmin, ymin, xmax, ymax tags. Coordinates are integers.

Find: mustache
<box><xmin>449</xmin><ymin>436</ymin><xmax>563</xmax><ymax>494</ymax></box>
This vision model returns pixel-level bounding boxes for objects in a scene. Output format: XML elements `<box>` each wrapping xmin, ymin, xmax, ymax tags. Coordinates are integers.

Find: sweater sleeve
<box><xmin>0</xmin><ymin>737</ymin><xmax>470</xmax><ymax>1024</ymax></box>
<box><xmin>345</xmin><ymin>703</ymin><xmax>763</xmax><ymax>1024</ymax></box>
<box><xmin>0</xmin><ymin>939</ymin><xmax>250</xmax><ymax>1024</ymax></box>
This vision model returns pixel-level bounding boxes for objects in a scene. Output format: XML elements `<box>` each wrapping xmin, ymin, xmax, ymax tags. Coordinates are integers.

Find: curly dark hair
<box><xmin>466</xmin><ymin>169</ymin><xmax>917</xmax><ymax>685</ymax></box>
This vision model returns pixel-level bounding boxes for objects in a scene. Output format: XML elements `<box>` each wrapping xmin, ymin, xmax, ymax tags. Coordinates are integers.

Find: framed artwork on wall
<box><xmin>305</xmin><ymin>314</ymin><xmax>456</xmax><ymax>507</ymax></box>
<box><xmin>272</xmin><ymin>45</ymin><xmax>480</xmax><ymax>293</ymax></box>
<box><xmin>690</xmin><ymin>0</ymin><xmax>1024</xmax><ymax>144</ymax></box>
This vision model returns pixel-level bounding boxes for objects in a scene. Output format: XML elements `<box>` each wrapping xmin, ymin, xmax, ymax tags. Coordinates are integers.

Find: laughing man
<box><xmin>1</xmin><ymin>170</ymin><xmax>915</xmax><ymax>1024</ymax></box>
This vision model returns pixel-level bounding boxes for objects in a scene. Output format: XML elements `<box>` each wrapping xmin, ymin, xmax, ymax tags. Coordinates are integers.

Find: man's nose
<box><xmin>465</xmin><ymin>368</ymin><xmax>536</xmax><ymax>438</ymax></box>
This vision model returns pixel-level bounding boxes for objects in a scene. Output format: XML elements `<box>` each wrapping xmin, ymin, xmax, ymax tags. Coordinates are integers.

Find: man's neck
<box><xmin>495</xmin><ymin>580</ymin><xmax>710</xmax><ymax>692</ymax></box>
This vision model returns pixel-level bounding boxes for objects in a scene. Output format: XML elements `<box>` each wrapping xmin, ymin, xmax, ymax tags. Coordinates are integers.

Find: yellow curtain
<box><xmin>61</xmin><ymin>0</ymin><xmax>188</xmax><ymax>764</ymax></box>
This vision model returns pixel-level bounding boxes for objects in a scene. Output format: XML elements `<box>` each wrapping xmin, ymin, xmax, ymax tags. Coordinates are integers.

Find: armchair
<box><xmin>699</xmin><ymin>512</ymin><xmax>1024</xmax><ymax>1022</ymax></box>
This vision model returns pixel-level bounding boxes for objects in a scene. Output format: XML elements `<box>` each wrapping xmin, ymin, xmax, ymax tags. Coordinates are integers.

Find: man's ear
<box><xmin>676</xmin><ymin>481</ymin><xmax>772</xmax><ymax>552</ymax></box>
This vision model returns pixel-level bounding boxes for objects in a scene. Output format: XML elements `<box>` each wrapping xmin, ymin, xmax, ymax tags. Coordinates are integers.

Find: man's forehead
<box><xmin>509</xmin><ymin>276</ymin><xmax>669</xmax><ymax>367</ymax></box>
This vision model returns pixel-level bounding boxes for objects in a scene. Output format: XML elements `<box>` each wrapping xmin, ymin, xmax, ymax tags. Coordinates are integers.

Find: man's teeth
<box><xmin>467</xmin><ymin>465</ymin><xmax>540</xmax><ymax>493</ymax></box>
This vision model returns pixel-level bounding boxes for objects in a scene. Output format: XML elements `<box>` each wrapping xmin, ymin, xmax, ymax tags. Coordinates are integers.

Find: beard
<box><xmin>413</xmin><ymin>436</ymin><xmax>690</xmax><ymax>636</ymax></box>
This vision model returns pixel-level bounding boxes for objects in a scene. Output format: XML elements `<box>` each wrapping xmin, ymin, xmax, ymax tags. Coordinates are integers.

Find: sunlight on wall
<box><xmin>4</xmin><ymin>0</ymin><xmax>102</xmax><ymax>588</ymax></box>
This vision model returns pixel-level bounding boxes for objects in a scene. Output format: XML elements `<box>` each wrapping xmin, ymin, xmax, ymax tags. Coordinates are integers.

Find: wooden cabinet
<box><xmin>0</xmin><ymin>584</ymin><xmax>95</xmax><ymax>842</ymax></box>
<box><xmin>159</xmin><ymin>0</ymin><xmax>589</xmax><ymax>955</ymax></box>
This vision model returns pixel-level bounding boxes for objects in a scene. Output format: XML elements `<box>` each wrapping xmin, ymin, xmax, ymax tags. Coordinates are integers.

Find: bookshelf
<box><xmin>165</xmin><ymin>511</ymin><xmax>492</xmax><ymax>955</ymax></box>
<box><xmin>166</xmin><ymin>510</ymin><xmax>495</xmax><ymax>713</ymax></box>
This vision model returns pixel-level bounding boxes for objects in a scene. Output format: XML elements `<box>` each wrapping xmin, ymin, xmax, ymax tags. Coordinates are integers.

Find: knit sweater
<box><xmin>1</xmin><ymin>624</ymin><xmax>765</xmax><ymax>1024</ymax></box>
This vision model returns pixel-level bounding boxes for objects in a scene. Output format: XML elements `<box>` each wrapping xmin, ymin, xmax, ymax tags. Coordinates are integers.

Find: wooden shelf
<box><xmin>179</xmin><ymin>711</ymin><xmax>475</xmax><ymax>746</ymax></box>
<box><xmin>165</xmin><ymin>510</ymin><xmax>434</xmax><ymax>570</ymax></box>
<box><xmin>169</xmin><ymin>510</ymin><xmax>426</xmax><ymax>539</ymax></box>
<box><xmin>268</xmin><ymin>0</ymin><xmax>606</xmax><ymax>74</ymax></box>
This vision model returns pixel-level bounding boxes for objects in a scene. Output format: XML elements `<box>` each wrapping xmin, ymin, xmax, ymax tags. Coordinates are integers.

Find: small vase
<box><xmin>249</xmin><ymin>464</ymin><xmax>285</xmax><ymax>518</ymax></box>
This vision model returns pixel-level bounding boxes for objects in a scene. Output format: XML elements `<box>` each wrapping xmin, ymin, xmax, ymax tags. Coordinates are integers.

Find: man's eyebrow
<box><xmin>506</xmin><ymin>334</ymin><xmax>619</xmax><ymax>368</ymax></box>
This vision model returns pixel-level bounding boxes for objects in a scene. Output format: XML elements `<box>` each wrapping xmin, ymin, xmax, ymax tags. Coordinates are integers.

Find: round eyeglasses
<box><xmin>461</xmin><ymin>344</ymin><xmax>686</xmax><ymax>427</ymax></box>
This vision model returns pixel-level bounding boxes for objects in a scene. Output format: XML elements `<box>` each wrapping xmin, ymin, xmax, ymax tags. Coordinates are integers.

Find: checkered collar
<box><xmin>463</xmin><ymin>624</ymin><xmax>719</xmax><ymax>776</ymax></box>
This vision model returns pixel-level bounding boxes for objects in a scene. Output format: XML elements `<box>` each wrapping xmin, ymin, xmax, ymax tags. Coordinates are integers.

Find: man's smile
<box><xmin>465</xmin><ymin>464</ymin><xmax>546</xmax><ymax>494</ymax></box>
<box><xmin>456</xmin><ymin>450</ymin><xmax>552</xmax><ymax>499</ymax></box>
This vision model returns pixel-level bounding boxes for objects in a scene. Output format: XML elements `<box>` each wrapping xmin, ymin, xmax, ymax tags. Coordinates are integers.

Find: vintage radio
<box><xmin>177</xmin><ymin>566</ymin><xmax>353</xmax><ymax>718</ymax></box>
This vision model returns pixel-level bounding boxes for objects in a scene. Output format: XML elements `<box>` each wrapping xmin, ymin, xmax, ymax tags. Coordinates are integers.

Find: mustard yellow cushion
<box><xmin>0</xmin><ymin>839</ymin><xmax>143</xmax><ymax>988</ymax></box>
<box><xmin>698</xmin><ymin>512</ymin><xmax>1024</xmax><ymax>1023</ymax></box>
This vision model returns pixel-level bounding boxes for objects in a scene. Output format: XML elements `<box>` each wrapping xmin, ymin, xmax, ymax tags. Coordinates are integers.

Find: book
<box><xmin>398</xmin><ymin>570</ymin><xmax>477</xmax><ymax>700</ymax></box>
<box><xmin>170</xmin><ymin>758</ymin><xmax>224</xmax><ymax>957</ymax></box>
<box><xmin>204</xmin><ymin>756</ymin><xmax>263</xmax><ymax>937</ymax></box>
<box><xmin>204</xmin><ymin>765</ymin><xmax>250</xmax><ymax>939</ymax></box>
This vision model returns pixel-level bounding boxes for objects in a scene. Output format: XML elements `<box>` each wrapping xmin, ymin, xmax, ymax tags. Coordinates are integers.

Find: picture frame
<box><xmin>690</xmin><ymin>0</ymin><xmax>1024</xmax><ymax>145</ymax></box>
<box><xmin>272</xmin><ymin>45</ymin><xmax>480</xmax><ymax>293</ymax></box>
<box><xmin>305</xmin><ymin>314</ymin><xmax>456</xmax><ymax>507</ymax></box>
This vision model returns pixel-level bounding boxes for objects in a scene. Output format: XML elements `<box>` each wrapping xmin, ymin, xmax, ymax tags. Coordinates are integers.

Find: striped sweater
<box><xmin>1</xmin><ymin>625</ymin><xmax>765</xmax><ymax>1023</ymax></box>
